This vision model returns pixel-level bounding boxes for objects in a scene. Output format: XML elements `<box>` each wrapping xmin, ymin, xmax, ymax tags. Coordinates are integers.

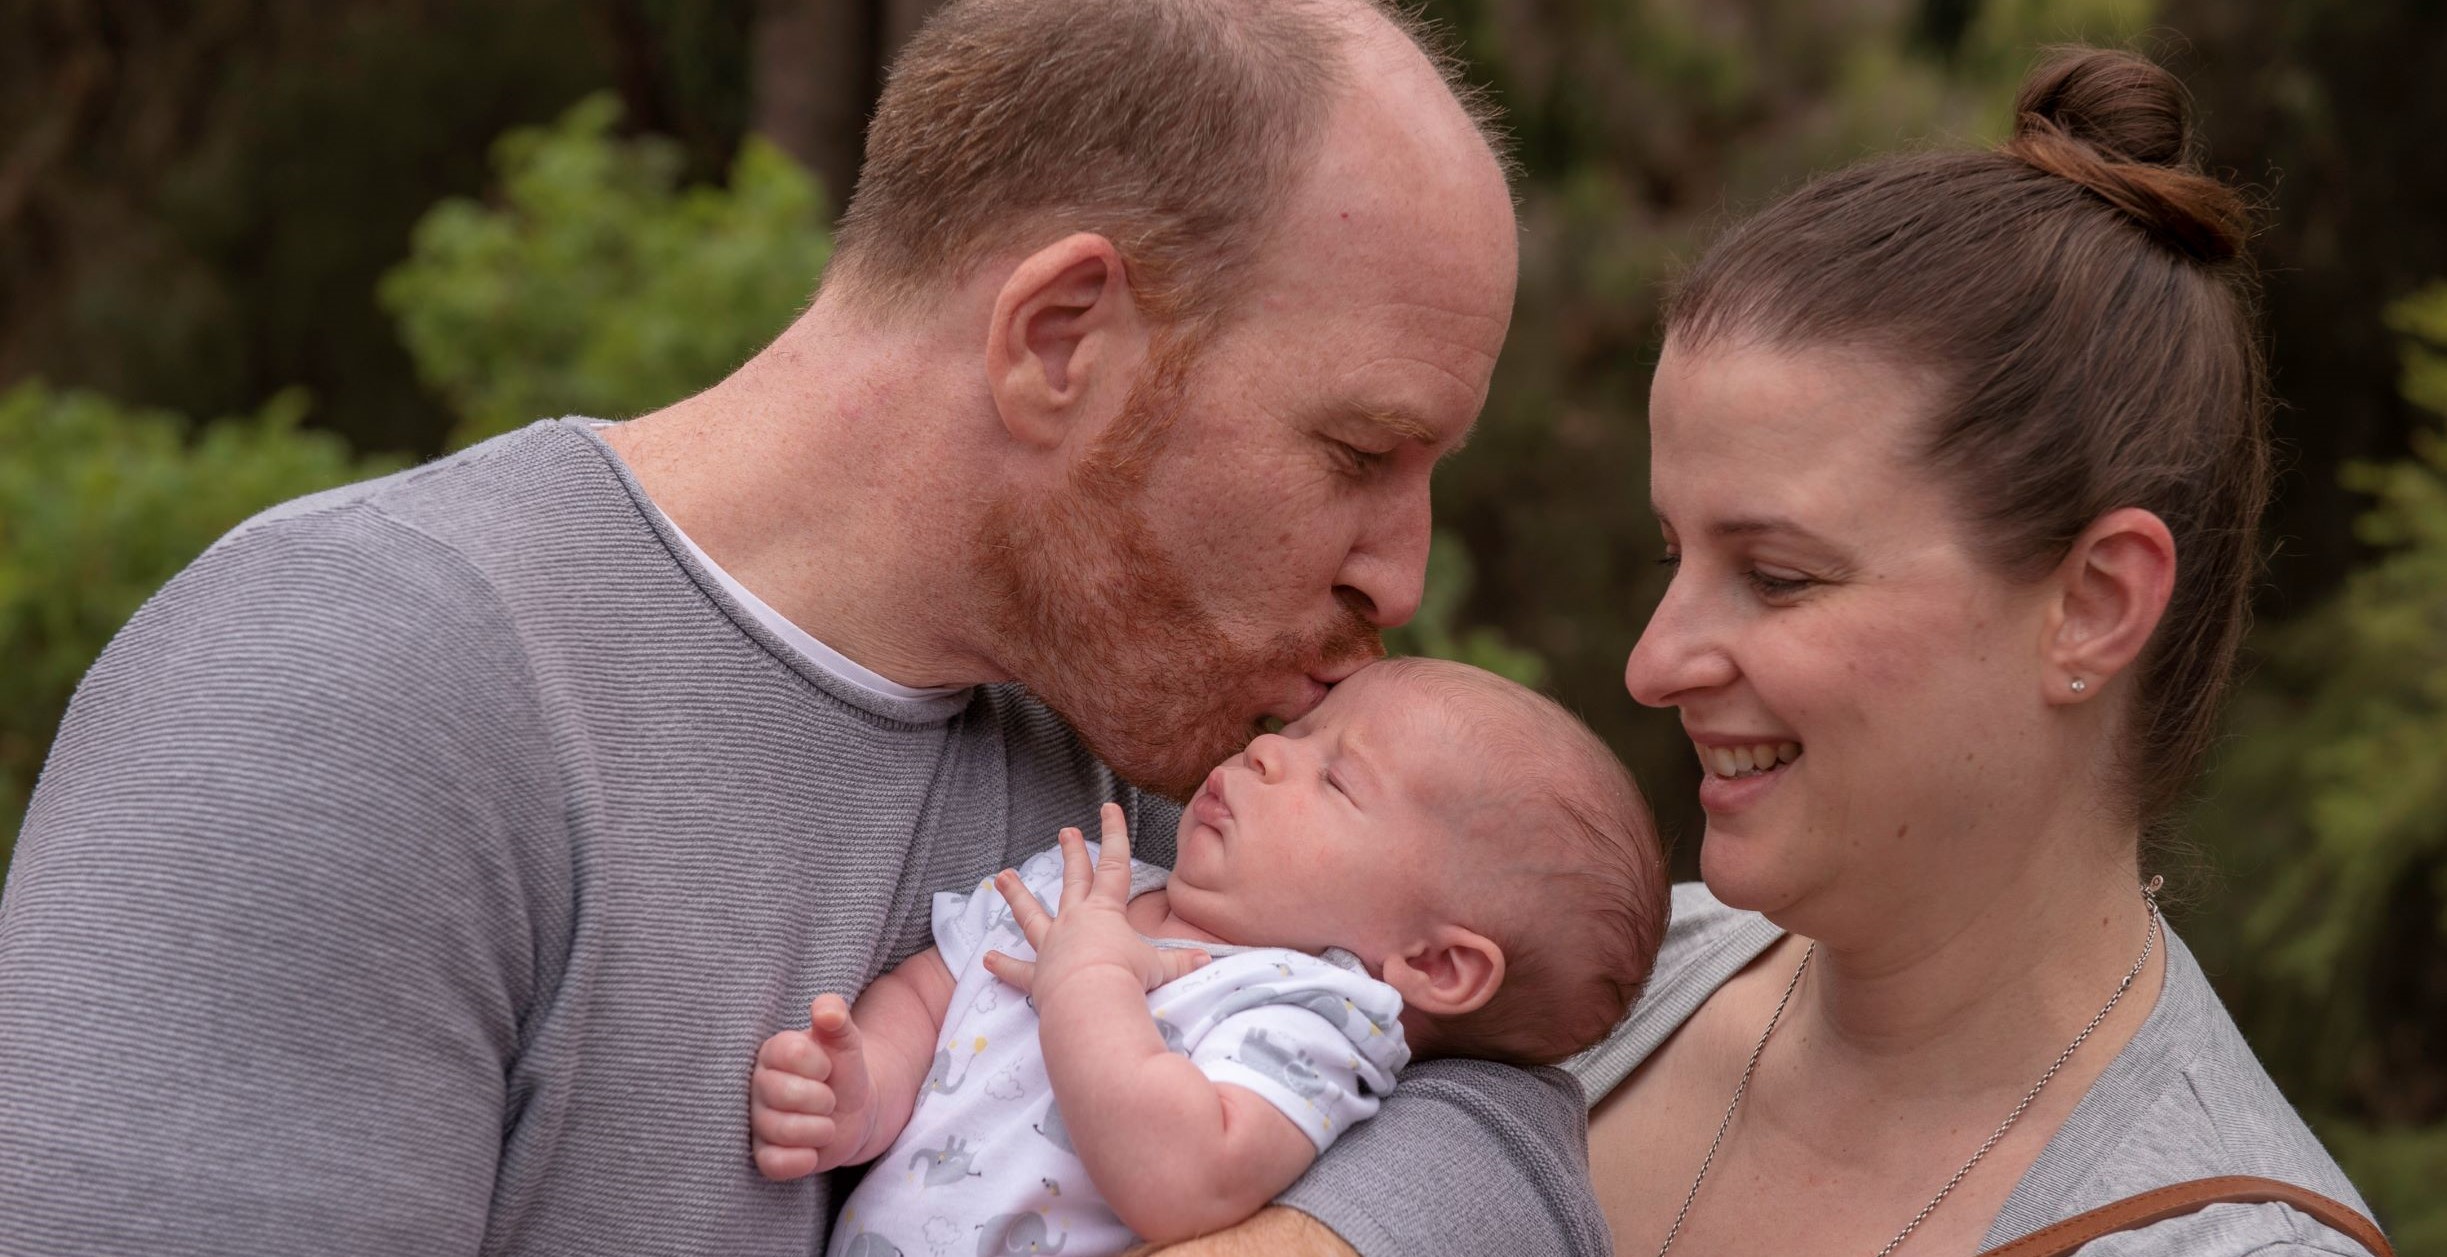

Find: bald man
<box><xmin>0</xmin><ymin>2</ymin><xmax>1604</xmax><ymax>1254</ymax></box>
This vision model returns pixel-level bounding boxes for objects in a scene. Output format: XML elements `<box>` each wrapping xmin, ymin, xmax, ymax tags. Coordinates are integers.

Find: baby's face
<box><xmin>1166</xmin><ymin>663</ymin><xmax>1468</xmax><ymax>958</ymax></box>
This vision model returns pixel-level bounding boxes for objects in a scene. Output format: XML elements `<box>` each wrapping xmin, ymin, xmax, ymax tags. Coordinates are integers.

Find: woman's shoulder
<box><xmin>1565</xmin><ymin>882</ymin><xmax>1783</xmax><ymax>1100</ymax></box>
<box><xmin>1984</xmin><ymin>925</ymin><xmax>2383</xmax><ymax>1255</ymax></box>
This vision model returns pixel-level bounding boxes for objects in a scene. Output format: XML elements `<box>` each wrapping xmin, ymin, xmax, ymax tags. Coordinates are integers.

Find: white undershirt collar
<box><xmin>649</xmin><ymin>502</ymin><xmax>968</xmax><ymax>704</ymax></box>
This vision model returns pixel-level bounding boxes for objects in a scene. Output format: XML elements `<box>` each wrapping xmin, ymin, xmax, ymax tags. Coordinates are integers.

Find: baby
<box><xmin>750</xmin><ymin>657</ymin><xmax>1667</xmax><ymax>1256</ymax></box>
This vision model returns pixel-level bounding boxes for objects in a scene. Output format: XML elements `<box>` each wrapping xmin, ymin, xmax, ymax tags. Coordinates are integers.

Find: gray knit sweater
<box><xmin>0</xmin><ymin>420</ymin><xmax>1605</xmax><ymax>1256</ymax></box>
<box><xmin>1570</xmin><ymin>883</ymin><xmax>2385</xmax><ymax>1255</ymax></box>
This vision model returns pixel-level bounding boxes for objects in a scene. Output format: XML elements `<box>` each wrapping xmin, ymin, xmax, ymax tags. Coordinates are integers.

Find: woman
<box><xmin>1577</xmin><ymin>48</ymin><xmax>2383</xmax><ymax>1256</ymax></box>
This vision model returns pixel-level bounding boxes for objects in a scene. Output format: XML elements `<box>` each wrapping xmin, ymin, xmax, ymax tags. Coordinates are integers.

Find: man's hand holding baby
<box><xmin>981</xmin><ymin>805</ymin><xmax>1209</xmax><ymax>1002</ymax></box>
<box><xmin>749</xmin><ymin>994</ymin><xmax>880</xmax><ymax>1180</ymax></box>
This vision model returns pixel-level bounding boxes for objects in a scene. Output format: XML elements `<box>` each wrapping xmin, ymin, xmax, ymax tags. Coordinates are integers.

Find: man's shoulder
<box><xmin>214</xmin><ymin>418</ymin><xmax>617</xmax><ymax>570</ymax></box>
<box><xmin>88</xmin><ymin>425</ymin><xmax>618</xmax><ymax>735</ymax></box>
<box><xmin>150</xmin><ymin>419</ymin><xmax>654</xmax><ymax>670</ymax></box>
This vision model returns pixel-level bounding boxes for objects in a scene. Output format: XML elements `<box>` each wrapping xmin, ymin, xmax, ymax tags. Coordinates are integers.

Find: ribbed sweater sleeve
<box><xmin>0</xmin><ymin>502</ymin><xmax>565</xmax><ymax>1256</ymax></box>
<box><xmin>1280</xmin><ymin>1059</ymin><xmax>1609</xmax><ymax>1255</ymax></box>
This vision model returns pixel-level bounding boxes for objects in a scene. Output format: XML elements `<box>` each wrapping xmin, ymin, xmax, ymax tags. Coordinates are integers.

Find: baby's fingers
<box><xmin>753</xmin><ymin>1064</ymin><xmax>837</xmax><ymax>1116</ymax></box>
<box><xmin>1154</xmin><ymin>947</ymin><xmax>1212</xmax><ymax>987</ymax></box>
<box><xmin>752</xmin><ymin>1103</ymin><xmax>840</xmax><ymax>1153</ymax></box>
<box><xmin>994</xmin><ymin>869</ymin><xmax>1053</xmax><ymax>949</ymax></box>
<box><xmin>753</xmin><ymin>1140</ymin><xmax>822</xmax><ymax>1182</ymax></box>
<box><xmin>1093</xmin><ymin>802</ymin><xmax>1134</xmax><ymax>898</ymax></box>
<box><xmin>982</xmin><ymin>949</ymin><xmax>1038</xmax><ymax>994</ymax></box>
<box><xmin>756</xmin><ymin>1028</ymin><xmax>831</xmax><ymax>1082</ymax></box>
<box><xmin>1055</xmin><ymin>824</ymin><xmax>1094</xmax><ymax>911</ymax></box>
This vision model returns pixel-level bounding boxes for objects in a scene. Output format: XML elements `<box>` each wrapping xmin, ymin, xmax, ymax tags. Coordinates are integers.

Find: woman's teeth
<box><xmin>1703</xmin><ymin>742</ymin><xmax>1801</xmax><ymax>779</ymax></box>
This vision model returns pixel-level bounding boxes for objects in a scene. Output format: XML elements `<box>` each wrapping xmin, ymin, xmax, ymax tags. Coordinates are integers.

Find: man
<box><xmin>0</xmin><ymin>1</ymin><xmax>1605</xmax><ymax>1253</ymax></box>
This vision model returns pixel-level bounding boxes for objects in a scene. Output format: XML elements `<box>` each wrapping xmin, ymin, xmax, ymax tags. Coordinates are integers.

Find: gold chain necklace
<box><xmin>1652</xmin><ymin>877</ymin><xmax>2164</xmax><ymax>1257</ymax></box>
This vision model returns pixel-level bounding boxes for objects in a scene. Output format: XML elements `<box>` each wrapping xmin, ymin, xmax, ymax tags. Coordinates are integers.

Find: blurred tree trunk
<box><xmin>750</xmin><ymin>0</ymin><xmax>946</xmax><ymax>205</ymax></box>
<box><xmin>2161</xmin><ymin>0</ymin><xmax>2447</xmax><ymax>620</ymax></box>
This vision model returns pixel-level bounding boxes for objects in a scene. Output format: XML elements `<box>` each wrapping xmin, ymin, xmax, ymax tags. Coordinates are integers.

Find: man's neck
<box><xmin>600</xmin><ymin>307</ymin><xmax>1010</xmax><ymax>692</ymax></box>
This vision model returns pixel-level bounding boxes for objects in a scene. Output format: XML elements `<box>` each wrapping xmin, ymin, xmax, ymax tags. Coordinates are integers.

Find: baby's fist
<box><xmin>750</xmin><ymin>994</ymin><xmax>875</xmax><ymax>1180</ymax></box>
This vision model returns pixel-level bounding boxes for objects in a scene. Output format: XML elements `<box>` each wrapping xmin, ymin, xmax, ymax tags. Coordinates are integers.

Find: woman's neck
<box><xmin>1777</xmin><ymin>851</ymin><xmax>2166</xmax><ymax>1105</ymax></box>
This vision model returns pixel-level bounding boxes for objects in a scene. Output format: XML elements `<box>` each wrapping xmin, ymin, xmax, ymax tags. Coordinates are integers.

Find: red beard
<box><xmin>973</xmin><ymin>335</ymin><xmax>1380</xmax><ymax>799</ymax></box>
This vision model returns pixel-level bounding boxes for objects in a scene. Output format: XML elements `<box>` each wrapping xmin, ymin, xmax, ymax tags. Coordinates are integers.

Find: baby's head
<box><xmin>1167</xmin><ymin>656</ymin><xmax>1668</xmax><ymax>1064</ymax></box>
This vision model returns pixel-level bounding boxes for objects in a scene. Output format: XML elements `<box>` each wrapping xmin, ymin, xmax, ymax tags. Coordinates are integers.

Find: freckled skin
<box><xmin>1129</xmin><ymin>65</ymin><xmax>1517</xmax><ymax>651</ymax></box>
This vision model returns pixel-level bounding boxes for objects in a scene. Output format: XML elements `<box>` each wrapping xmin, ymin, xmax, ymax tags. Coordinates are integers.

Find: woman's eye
<box><xmin>1744</xmin><ymin>568</ymin><xmax>1814</xmax><ymax>598</ymax></box>
<box><xmin>1656</xmin><ymin>550</ymin><xmax>1682</xmax><ymax>570</ymax></box>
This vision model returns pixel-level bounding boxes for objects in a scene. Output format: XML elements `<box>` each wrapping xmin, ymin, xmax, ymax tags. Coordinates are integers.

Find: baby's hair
<box><xmin>1370</xmin><ymin>657</ymin><xmax>1668</xmax><ymax>1065</ymax></box>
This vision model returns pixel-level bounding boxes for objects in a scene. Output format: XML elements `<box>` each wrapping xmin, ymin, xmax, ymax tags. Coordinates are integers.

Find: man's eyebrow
<box><xmin>1345</xmin><ymin>405</ymin><xmax>1443</xmax><ymax>446</ymax></box>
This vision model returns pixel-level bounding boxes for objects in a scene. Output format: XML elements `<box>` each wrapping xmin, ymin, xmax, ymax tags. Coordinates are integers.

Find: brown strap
<box><xmin>1976</xmin><ymin>1175</ymin><xmax>2393</xmax><ymax>1257</ymax></box>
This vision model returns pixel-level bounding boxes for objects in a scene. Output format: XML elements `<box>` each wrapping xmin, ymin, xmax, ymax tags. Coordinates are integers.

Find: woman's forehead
<box><xmin>1649</xmin><ymin>339</ymin><xmax>1944</xmax><ymax>529</ymax></box>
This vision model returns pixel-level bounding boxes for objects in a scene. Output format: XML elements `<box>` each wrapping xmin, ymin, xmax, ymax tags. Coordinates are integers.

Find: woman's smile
<box><xmin>1688</xmin><ymin>733</ymin><xmax>1804</xmax><ymax>813</ymax></box>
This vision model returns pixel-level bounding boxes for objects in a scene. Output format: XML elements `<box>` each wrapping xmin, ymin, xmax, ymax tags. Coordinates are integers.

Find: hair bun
<box><xmin>2003</xmin><ymin>48</ymin><xmax>2251</xmax><ymax>264</ymax></box>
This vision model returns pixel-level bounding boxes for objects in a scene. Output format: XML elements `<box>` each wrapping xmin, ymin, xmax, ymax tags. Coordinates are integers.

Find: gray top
<box><xmin>0</xmin><ymin>419</ymin><xmax>1602</xmax><ymax>1257</ymax></box>
<box><xmin>1569</xmin><ymin>883</ymin><xmax>2385</xmax><ymax>1255</ymax></box>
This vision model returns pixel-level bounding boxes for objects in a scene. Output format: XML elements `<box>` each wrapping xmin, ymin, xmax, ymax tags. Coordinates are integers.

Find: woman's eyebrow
<box><xmin>1704</xmin><ymin>513</ymin><xmax>1837</xmax><ymax>546</ymax></box>
<box><xmin>1710</xmin><ymin>514</ymin><xmax>1816</xmax><ymax>539</ymax></box>
<box><xmin>1648</xmin><ymin>503</ymin><xmax>1829</xmax><ymax>546</ymax></box>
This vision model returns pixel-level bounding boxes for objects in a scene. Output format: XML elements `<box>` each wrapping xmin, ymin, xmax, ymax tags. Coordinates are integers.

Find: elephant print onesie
<box><xmin>827</xmin><ymin>843</ymin><xmax>1409</xmax><ymax>1257</ymax></box>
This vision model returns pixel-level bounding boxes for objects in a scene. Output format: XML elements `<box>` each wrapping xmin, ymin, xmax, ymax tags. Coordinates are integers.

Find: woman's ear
<box><xmin>2044</xmin><ymin>506</ymin><xmax>2177</xmax><ymax>704</ymax></box>
<box><xmin>984</xmin><ymin>232</ymin><xmax>1146</xmax><ymax>451</ymax></box>
<box><xmin>1381</xmin><ymin>925</ymin><xmax>1505</xmax><ymax>1018</ymax></box>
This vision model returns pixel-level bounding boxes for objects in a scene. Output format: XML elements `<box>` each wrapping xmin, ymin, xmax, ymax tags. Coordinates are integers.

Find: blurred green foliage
<box><xmin>381</xmin><ymin>94</ymin><xmax>832</xmax><ymax>447</ymax></box>
<box><xmin>0</xmin><ymin>383</ymin><xmax>396</xmax><ymax>852</ymax></box>
<box><xmin>1386</xmin><ymin>530</ymin><xmax>1552</xmax><ymax>688</ymax></box>
<box><xmin>2189</xmin><ymin>282</ymin><xmax>2447</xmax><ymax>1243</ymax></box>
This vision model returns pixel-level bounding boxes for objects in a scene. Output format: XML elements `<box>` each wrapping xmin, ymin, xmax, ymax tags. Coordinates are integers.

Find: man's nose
<box><xmin>1624</xmin><ymin>576</ymin><xmax>1738</xmax><ymax>708</ymax></box>
<box><xmin>1334</xmin><ymin>490</ymin><xmax>1432</xmax><ymax>629</ymax></box>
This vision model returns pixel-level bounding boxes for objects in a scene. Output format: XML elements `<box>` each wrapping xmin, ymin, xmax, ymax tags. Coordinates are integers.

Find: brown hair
<box><xmin>1374</xmin><ymin>657</ymin><xmax>1669</xmax><ymax>1065</ymax></box>
<box><xmin>1665</xmin><ymin>48</ymin><xmax>2269</xmax><ymax>835</ymax></box>
<box><xmin>827</xmin><ymin>0</ymin><xmax>1508</xmax><ymax>327</ymax></box>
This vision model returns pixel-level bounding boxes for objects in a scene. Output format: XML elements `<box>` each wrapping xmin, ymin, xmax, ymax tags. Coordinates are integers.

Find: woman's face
<box><xmin>1626</xmin><ymin>336</ymin><xmax>2068</xmax><ymax>932</ymax></box>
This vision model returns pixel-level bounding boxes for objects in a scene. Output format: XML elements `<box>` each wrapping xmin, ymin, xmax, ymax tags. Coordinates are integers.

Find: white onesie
<box><xmin>828</xmin><ymin>843</ymin><xmax>1410</xmax><ymax>1257</ymax></box>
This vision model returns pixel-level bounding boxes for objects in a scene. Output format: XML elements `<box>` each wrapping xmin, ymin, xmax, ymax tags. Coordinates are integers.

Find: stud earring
<box><xmin>2069</xmin><ymin>677</ymin><xmax>2088</xmax><ymax>694</ymax></box>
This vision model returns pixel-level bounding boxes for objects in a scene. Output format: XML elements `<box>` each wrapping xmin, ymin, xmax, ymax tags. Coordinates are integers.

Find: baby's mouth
<box><xmin>1190</xmin><ymin>769</ymin><xmax>1234</xmax><ymax>826</ymax></box>
<box><xmin>1699</xmin><ymin>741</ymin><xmax>1802</xmax><ymax>780</ymax></box>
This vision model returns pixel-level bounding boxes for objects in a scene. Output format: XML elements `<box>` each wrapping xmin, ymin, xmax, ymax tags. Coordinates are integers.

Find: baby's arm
<box><xmin>749</xmin><ymin>946</ymin><xmax>957</xmax><ymax>1180</ymax></box>
<box><xmin>983</xmin><ymin>807</ymin><xmax>1315</xmax><ymax>1243</ymax></box>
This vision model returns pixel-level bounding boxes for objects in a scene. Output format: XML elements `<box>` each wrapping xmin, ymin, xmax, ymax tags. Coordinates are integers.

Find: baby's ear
<box><xmin>1382</xmin><ymin>925</ymin><xmax>1505</xmax><ymax>1018</ymax></box>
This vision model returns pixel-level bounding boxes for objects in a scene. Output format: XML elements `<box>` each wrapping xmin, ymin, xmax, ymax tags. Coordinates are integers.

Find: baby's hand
<box><xmin>749</xmin><ymin>993</ymin><xmax>876</xmax><ymax>1181</ymax></box>
<box><xmin>983</xmin><ymin>803</ymin><xmax>1209</xmax><ymax>1003</ymax></box>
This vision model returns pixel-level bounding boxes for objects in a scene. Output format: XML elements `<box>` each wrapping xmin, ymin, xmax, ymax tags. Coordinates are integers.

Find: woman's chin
<box><xmin>1696</xmin><ymin>825</ymin><xmax>1806</xmax><ymax>917</ymax></box>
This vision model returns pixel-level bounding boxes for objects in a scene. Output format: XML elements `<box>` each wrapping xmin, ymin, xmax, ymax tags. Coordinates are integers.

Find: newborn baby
<box><xmin>750</xmin><ymin>657</ymin><xmax>1667</xmax><ymax>1256</ymax></box>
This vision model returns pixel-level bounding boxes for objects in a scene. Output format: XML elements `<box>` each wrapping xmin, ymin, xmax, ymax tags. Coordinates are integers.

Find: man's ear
<box><xmin>1381</xmin><ymin>925</ymin><xmax>1505</xmax><ymax>1018</ymax></box>
<box><xmin>984</xmin><ymin>232</ymin><xmax>1145</xmax><ymax>451</ymax></box>
<box><xmin>2043</xmin><ymin>506</ymin><xmax>2177</xmax><ymax>705</ymax></box>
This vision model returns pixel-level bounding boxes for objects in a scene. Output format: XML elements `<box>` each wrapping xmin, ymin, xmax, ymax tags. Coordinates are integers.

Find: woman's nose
<box><xmin>1624</xmin><ymin>578</ymin><xmax>1739</xmax><ymax>708</ymax></box>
